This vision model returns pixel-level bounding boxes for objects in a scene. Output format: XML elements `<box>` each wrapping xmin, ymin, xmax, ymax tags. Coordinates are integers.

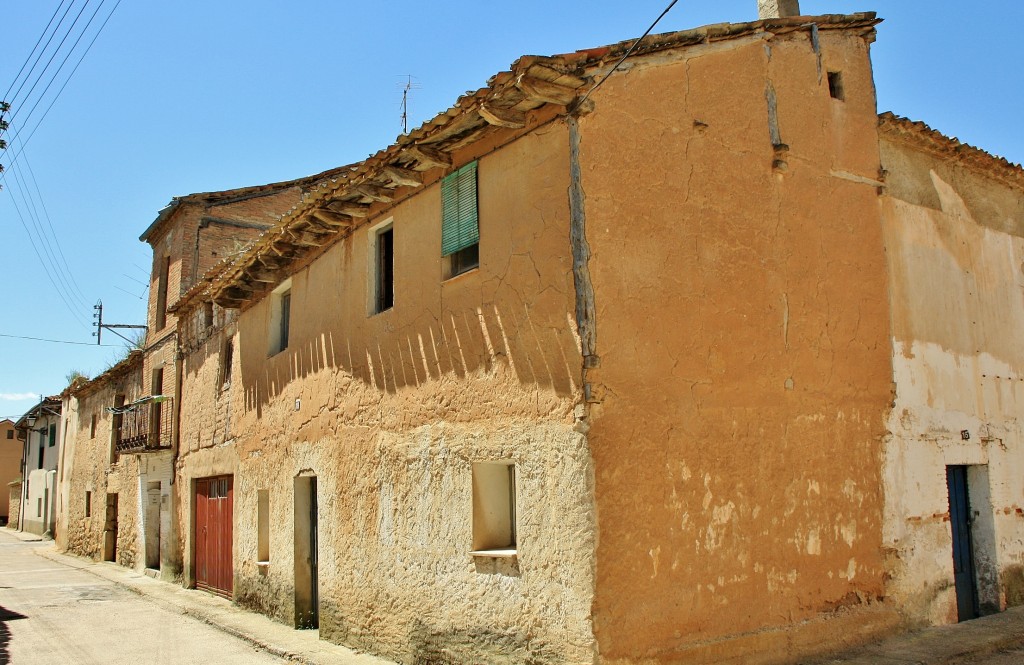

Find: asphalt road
<box><xmin>0</xmin><ymin>529</ymin><xmax>287</xmax><ymax>665</ymax></box>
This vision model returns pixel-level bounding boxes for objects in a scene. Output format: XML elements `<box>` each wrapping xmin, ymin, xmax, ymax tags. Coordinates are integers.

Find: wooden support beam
<box><xmin>287</xmin><ymin>230</ymin><xmax>326</xmax><ymax>247</ymax></box>
<box><xmin>479</xmin><ymin>103</ymin><xmax>527</xmax><ymax>129</ymax></box>
<box><xmin>382</xmin><ymin>165</ymin><xmax>423</xmax><ymax>188</ymax></box>
<box><xmin>213</xmin><ymin>296</ymin><xmax>244</xmax><ymax>309</ymax></box>
<box><xmin>325</xmin><ymin>200</ymin><xmax>371</xmax><ymax>217</ymax></box>
<box><xmin>244</xmin><ymin>266</ymin><xmax>279</xmax><ymax>283</ymax></box>
<box><xmin>352</xmin><ymin>183</ymin><xmax>393</xmax><ymax>203</ymax></box>
<box><xmin>406</xmin><ymin>145</ymin><xmax>452</xmax><ymax>169</ymax></box>
<box><xmin>221</xmin><ymin>285</ymin><xmax>253</xmax><ymax>301</ymax></box>
<box><xmin>516</xmin><ymin>75</ymin><xmax>577</xmax><ymax>105</ymax></box>
<box><xmin>310</xmin><ymin>208</ymin><xmax>355</xmax><ymax>228</ymax></box>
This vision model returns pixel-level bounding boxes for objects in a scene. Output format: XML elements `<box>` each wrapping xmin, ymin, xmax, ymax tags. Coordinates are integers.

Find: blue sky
<box><xmin>2</xmin><ymin>0</ymin><xmax>1022</xmax><ymax>420</ymax></box>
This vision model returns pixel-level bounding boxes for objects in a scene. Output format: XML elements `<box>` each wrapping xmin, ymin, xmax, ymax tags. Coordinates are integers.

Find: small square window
<box><xmin>471</xmin><ymin>462</ymin><xmax>516</xmax><ymax>555</ymax></box>
<box><xmin>827</xmin><ymin>71</ymin><xmax>845</xmax><ymax>101</ymax></box>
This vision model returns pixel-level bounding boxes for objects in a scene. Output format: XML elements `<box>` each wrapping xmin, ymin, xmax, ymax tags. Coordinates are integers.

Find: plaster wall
<box><xmin>177</xmin><ymin>123</ymin><xmax>597</xmax><ymax>663</ymax></box>
<box><xmin>576</xmin><ymin>30</ymin><xmax>896</xmax><ymax>662</ymax></box>
<box><xmin>0</xmin><ymin>420</ymin><xmax>20</xmax><ymax>521</ymax></box>
<box><xmin>879</xmin><ymin>136</ymin><xmax>1024</xmax><ymax>623</ymax></box>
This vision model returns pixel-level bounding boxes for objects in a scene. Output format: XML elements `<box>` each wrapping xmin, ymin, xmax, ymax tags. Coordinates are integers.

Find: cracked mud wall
<box><xmin>880</xmin><ymin>135</ymin><xmax>1024</xmax><ymax>623</ymax></box>
<box><xmin>575</xmin><ymin>30</ymin><xmax>894</xmax><ymax>662</ymax></box>
<box><xmin>176</xmin><ymin>124</ymin><xmax>597</xmax><ymax>663</ymax></box>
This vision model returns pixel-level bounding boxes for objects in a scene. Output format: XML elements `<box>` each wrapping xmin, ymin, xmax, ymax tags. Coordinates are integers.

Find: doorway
<box><xmin>947</xmin><ymin>465</ymin><xmax>979</xmax><ymax>621</ymax></box>
<box><xmin>294</xmin><ymin>475</ymin><xmax>319</xmax><ymax>629</ymax></box>
<box><xmin>102</xmin><ymin>493</ymin><xmax>118</xmax><ymax>562</ymax></box>
<box><xmin>195</xmin><ymin>476</ymin><xmax>233</xmax><ymax>598</ymax></box>
<box><xmin>145</xmin><ymin>481</ymin><xmax>161</xmax><ymax>569</ymax></box>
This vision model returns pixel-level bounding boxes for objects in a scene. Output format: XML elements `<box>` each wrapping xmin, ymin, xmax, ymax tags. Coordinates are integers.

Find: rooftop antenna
<box><xmin>398</xmin><ymin>75</ymin><xmax>421</xmax><ymax>135</ymax></box>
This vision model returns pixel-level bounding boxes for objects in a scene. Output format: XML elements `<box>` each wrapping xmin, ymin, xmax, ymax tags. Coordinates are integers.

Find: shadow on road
<box><xmin>0</xmin><ymin>604</ymin><xmax>27</xmax><ymax>665</ymax></box>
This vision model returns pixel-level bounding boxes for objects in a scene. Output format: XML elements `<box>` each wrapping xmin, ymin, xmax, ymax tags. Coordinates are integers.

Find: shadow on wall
<box><xmin>0</xmin><ymin>604</ymin><xmax>27</xmax><ymax>664</ymax></box>
<box><xmin>236</xmin><ymin>300</ymin><xmax>582</xmax><ymax>419</ymax></box>
<box><xmin>408</xmin><ymin>618</ymin><xmax>559</xmax><ymax>665</ymax></box>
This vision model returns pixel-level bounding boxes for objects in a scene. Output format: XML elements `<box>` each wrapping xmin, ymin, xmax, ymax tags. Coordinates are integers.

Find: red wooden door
<box><xmin>195</xmin><ymin>476</ymin><xmax>233</xmax><ymax>597</ymax></box>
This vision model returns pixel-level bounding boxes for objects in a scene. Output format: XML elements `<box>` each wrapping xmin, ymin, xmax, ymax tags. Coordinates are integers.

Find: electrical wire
<box><xmin>8</xmin><ymin>0</ymin><xmax>110</xmax><ymax>135</ymax></box>
<box><xmin>574</xmin><ymin>0</ymin><xmax>680</xmax><ymax>110</ymax></box>
<box><xmin>6</xmin><ymin>0</ymin><xmax>90</xmax><ymax>119</ymax></box>
<box><xmin>0</xmin><ymin>0</ymin><xmax>122</xmax><ymax>168</ymax></box>
<box><xmin>0</xmin><ymin>332</ymin><xmax>119</xmax><ymax>347</ymax></box>
<box><xmin>1</xmin><ymin>0</ymin><xmax>72</xmax><ymax>103</ymax></box>
<box><xmin>3</xmin><ymin>137</ymin><xmax>89</xmax><ymax>311</ymax></box>
<box><xmin>3</xmin><ymin>0</ymin><xmax>78</xmax><ymax>109</ymax></box>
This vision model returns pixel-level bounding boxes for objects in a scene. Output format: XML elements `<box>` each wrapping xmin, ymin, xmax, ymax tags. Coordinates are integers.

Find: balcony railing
<box><xmin>111</xmin><ymin>395</ymin><xmax>173</xmax><ymax>454</ymax></box>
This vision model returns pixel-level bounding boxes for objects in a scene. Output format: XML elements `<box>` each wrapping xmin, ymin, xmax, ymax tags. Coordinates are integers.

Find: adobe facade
<box><xmin>0</xmin><ymin>418</ymin><xmax>19</xmax><ymax>523</ymax></box>
<box><xmin>52</xmin><ymin>9</ymin><xmax>1024</xmax><ymax>665</ymax></box>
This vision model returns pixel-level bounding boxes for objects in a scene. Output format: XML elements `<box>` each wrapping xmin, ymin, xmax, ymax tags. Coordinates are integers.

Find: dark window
<box><xmin>203</xmin><ymin>301</ymin><xmax>214</xmax><ymax>329</ymax></box>
<box><xmin>85</xmin><ymin>491</ymin><xmax>92</xmax><ymax>518</ymax></box>
<box><xmin>441</xmin><ymin>161</ymin><xmax>479</xmax><ymax>279</ymax></box>
<box><xmin>375</xmin><ymin>227</ymin><xmax>394</xmax><ymax>313</ymax></box>
<box><xmin>827</xmin><ymin>71</ymin><xmax>845</xmax><ymax>101</ymax></box>
<box><xmin>111</xmin><ymin>394</ymin><xmax>125</xmax><ymax>462</ymax></box>
<box><xmin>48</xmin><ymin>423</ymin><xmax>56</xmax><ymax>447</ymax></box>
<box><xmin>90</xmin><ymin>414</ymin><xmax>97</xmax><ymax>438</ymax></box>
<box><xmin>5</xmin><ymin>429</ymin><xmax>12</xmax><ymax>439</ymax></box>
<box><xmin>220</xmin><ymin>337</ymin><xmax>234</xmax><ymax>391</ymax></box>
<box><xmin>279</xmin><ymin>292</ymin><xmax>291</xmax><ymax>350</ymax></box>
<box><xmin>155</xmin><ymin>256</ymin><xmax>170</xmax><ymax>330</ymax></box>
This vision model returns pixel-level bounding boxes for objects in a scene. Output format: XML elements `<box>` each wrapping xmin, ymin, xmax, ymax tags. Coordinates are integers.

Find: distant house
<box><xmin>0</xmin><ymin>418</ymin><xmax>20</xmax><ymax>524</ymax></box>
<box><xmin>14</xmin><ymin>397</ymin><xmax>62</xmax><ymax>536</ymax></box>
<box><xmin>56</xmin><ymin>4</ymin><xmax>1024</xmax><ymax>665</ymax></box>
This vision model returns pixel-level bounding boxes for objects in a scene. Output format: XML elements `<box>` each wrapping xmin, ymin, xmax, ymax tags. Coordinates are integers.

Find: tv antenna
<box><xmin>93</xmin><ymin>300</ymin><xmax>148</xmax><ymax>346</ymax></box>
<box><xmin>398</xmin><ymin>75</ymin><xmax>421</xmax><ymax>135</ymax></box>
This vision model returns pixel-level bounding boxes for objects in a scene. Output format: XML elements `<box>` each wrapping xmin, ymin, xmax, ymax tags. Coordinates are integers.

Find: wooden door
<box><xmin>947</xmin><ymin>466</ymin><xmax>979</xmax><ymax>621</ymax></box>
<box><xmin>195</xmin><ymin>476</ymin><xmax>233</xmax><ymax>598</ymax></box>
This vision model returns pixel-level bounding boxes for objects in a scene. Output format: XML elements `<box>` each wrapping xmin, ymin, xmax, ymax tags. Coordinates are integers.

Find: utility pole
<box><xmin>0</xmin><ymin>101</ymin><xmax>9</xmax><ymax>189</ymax></box>
<box><xmin>93</xmin><ymin>300</ymin><xmax>147</xmax><ymax>346</ymax></box>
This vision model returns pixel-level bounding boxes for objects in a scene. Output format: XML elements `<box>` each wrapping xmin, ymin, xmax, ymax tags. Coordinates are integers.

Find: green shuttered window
<box><xmin>441</xmin><ymin>161</ymin><xmax>479</xmax><ymax>257</ymax></box>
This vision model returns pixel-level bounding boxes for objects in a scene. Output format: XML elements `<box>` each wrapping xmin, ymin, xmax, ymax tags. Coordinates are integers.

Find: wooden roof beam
<box><xmin>352</xmin><ymin>183</ymin><xmax>393</xmax><ymax>203</ymax></box>
<box><xmin>516</xmin><ymin>75</ymin><xmax>577</xmax><ymax>105</ymax></box>
<box><xmin>310</xmin><ymin>208</ymin><xmax>354</xmax><ymax>228</ymax></box>
<box><xmin>407</xmin><ymin>145</ymin><xmax>452</xmax><ymax>169</ymax></box>
<box><xmin>382</xmin><ymin>166</ymin><xmax>423</xmax><ymax>188</ymax></box>
<box><xmin>325</xmin><ymin>200</ymin><xmax>371</xmax><ymax>217</ymax></box>
<box><xmin>479</xmin><ymin>103</ymin><xmax>527</xmax><ymax>129</ymax></box>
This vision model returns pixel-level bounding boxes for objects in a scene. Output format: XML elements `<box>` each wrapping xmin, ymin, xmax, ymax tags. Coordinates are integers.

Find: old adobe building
<box><xmin>56</xmin><ymin>7</ymin><xmax>1024</xmax><ymax>665</ymax></box>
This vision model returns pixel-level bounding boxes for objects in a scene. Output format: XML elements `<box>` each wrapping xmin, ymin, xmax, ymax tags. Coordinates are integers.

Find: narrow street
<box><xmin>0</xmin><ymin>529</ymin><xmax>287</xmax><ymax>665</ymax></box>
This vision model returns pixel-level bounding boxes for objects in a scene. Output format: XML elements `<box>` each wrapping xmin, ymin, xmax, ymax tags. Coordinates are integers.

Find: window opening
<box><xmin>258</xmin><ymin>489</ymin><xmax>270</xmax><ymax>563</ymax></box>
<box><xmin>220</xmin><ymin>337</ymin><xmax>234</xmax><ymax>391</ymax></box>
<box><xmin>155</xmin><ymin>256</ymin><xmax>170</xmax><ymax>331</ymax></box>
<box><xmin>268</xmin><ymin>281</ymin><xmax>292</xmax><ymax>355</ymax></box>
<box><xmin>471</xmin><ymin>462</ymin><xmax>516</xmax><ymax>554</ymax></box>
<box><xmin>375</xmin><ymin>226</ymin><xmax>395</xmax><ymax>313</ymax></box>
<box><xmin>827</xmin><ymin>71</ymin><xmax>845</xmax><ymax>101</ymax></box>
<box><xmin>85</xmin><ymin>491</ymin><xmax>92</xmax><ymax>518</ymax></box>
<box><xmin>90</xmin><ymin>414</ymin><xmax>97</xmax><ymax>438</ymax></box>
<box><xmin>442</xmin><ymin>161</ymin><xmax>480</xmax><ymax>279</ymax></box>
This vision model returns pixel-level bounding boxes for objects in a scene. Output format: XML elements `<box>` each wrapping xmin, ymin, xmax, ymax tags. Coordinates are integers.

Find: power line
<box><xmin>9</xmin><ymin>0</ymin><xmax>109</xmax><ymax>135</ymax></box>
<box><xmin>3</xmin><ymin>0</ymin><xmax>77</xmax><ymax>110</ymax></box>
<box><xmin>3</xmin><ymin>138</ymin><xmax>88</xmax><ymax>311</ymax></box>
<box><xmin>0</xmin><ymin>0</ymin><xmax>122</xmax><ymax>169</ymax></box>
<box><xmin>0</xmin><ymin>332</ymin><xmax>119</xmax><ymax>347</ymax></box>
<box><xmin>573</xmin><ymin>0</ymin><xmax>680</xmax><ymax>111</ymax></box>
<box><xmin>1</xmin><ymin>0</ymin><xmax>72</xmax><ymax>103</ymax></box>
<box><xmin>1</xmin><ymin>171</ymin><xmax>90</xmax><ymax>328</ymax></box>
<box><xmin>6</xmin><ymin>0</ymin><xmax>89</xmax><ymax>118</ymax></box>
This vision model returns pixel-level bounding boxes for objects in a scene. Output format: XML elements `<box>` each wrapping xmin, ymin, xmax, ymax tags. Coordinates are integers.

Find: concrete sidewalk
<box><xmin>807</xmin><ymin>605</ymin><xmax>1024</xmax><ymax>664</ymax></box>
<box><xmin>3</xmin><ymin>526</ymin><xmax>46</xmax><ymax>542</ymax></box>
<box><xmin>32</xmin><ymin>543</ymin><xmax>394</xmax><ymax>665</ymax></box>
